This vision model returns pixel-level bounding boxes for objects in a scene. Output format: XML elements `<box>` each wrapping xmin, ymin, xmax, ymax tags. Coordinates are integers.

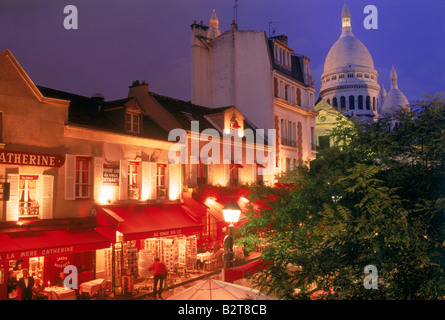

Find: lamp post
<box><xmin>222</xmin><ymin>199</ymin><xmax>241</xmax><ymax>281</ymax></box>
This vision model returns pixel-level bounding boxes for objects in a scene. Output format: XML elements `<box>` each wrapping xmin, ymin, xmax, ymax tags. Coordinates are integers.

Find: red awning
<box><xmin>224</xmin><ymin>259</ymin><xmax>270</xmax><ymax>283</ymax></box>
<box><xmin>0</xmin><ymin>229</ymin><xmax>111</xmax><ymax>261</ymax></box>
<box><xmin>97</xmin><ymin>204</ymin><xmax>203</xmax><ymax>241</ymax></box>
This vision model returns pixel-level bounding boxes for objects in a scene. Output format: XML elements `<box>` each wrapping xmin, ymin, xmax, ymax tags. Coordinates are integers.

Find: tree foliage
<box><xmin>237</xmin><ymin>93</ymin><xmax>445</xmax><ymax>299</ymax></box>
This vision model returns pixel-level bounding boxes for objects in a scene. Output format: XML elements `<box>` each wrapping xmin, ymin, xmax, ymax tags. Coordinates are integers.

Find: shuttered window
<box><xmin>6</xmin><ymin>174</ymin><xmax>53</xmax><ymax>221</ymax></box>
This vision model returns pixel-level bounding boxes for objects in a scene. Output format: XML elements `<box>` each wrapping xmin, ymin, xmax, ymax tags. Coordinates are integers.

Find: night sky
<box><xmin>0</xmin><ymin>0</ymin><xmax>443</xmax><ymax>105</ymax></box>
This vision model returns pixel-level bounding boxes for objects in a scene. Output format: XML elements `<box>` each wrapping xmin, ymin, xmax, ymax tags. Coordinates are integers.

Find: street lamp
<box><xmin>222</xmin><ymin>199</ymin><xmax>241</xmax><ymax>281</ymax></box>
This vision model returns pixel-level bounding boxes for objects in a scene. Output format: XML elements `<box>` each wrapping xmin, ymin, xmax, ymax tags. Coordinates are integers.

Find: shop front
<box><xmin>96</xmin><ymin>203</ymin><xmax>203</xmax><ymax>296</ymax></box>
<box><xmin>0</xmin><ymin>228</ymin><xmax>111</xmax><ymax>300</ymax></box>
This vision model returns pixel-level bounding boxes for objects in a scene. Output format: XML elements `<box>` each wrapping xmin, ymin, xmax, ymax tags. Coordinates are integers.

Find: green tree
<box><xmin>237</xmin><ymin>93</ymin><xmax>445</xmax><ymax>299</ymax></box>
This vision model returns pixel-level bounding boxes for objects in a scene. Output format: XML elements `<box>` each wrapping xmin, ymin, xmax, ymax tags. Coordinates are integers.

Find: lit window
<box><xmin>157</xmin><ymin>164</ymin><xmax>167</xmax><ymax>199</ymax></box>
<box><xmin>76</xmin><ymin>157</ymin><xmax>91</xmax><ymax>198</ymax></box>
<box><xmin>128</xmin><ymin>161</ymin><xmax>140</xmax><ymax>199</ymax></box>
<box><xmin>19</xmin><ymin>175</ymin><xmax>39</xmax><ymax>217</ymax></box>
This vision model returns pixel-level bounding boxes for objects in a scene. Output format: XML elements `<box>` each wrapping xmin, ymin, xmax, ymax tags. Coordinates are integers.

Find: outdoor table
<box><xmin>44</xmin><ymin>286</ymin><xmax>76</xmax><ymax>300</ymax></box>
<box><xmin>197</xmin><ymin>252</ymin><xmax>213</xmax><ymax>262</ymax></box>
<box><xmin>79</xmin><ymin>278</ymin><xmax>110</xmax><ymax>297</ymax></box>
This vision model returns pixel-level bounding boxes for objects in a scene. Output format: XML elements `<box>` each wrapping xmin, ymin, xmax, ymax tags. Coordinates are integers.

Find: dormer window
<box><xmin>224</xmin><ymin>111</ymin><xmax>243</xmax><ymax>137</ymax></box>
<box><xmin>125</xmin><ymin>111</ymin><xmax>141</xmax><ymax>133</ymax></box>
<box><xmin>274</xmin><ymin>44</ymin><xmax>291</xmax><ymax>69</ymax></box>
<box><xmin>230</xmin><ymin>114</ymin><xmax>241</xmax><ymax>130</ymax></box>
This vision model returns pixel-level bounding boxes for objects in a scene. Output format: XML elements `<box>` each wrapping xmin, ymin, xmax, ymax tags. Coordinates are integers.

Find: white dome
<box><xmin>380</xmin><ymin>89</ymin><xmax>409</xmax><ymax>114</ymax></box>
<box><xmin>324</xmin><ymin>33</ymin><xmax>375</xmax><ymax>74</ymax></box>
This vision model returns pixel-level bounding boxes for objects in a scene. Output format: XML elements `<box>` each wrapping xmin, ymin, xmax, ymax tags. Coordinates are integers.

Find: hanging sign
<box><xmin>0</xmin><ymin>150</ymin><xmax>64</xmax><ymax>167</ymax></box>
<box><xmin>103</xmin><ymin>165</ymin><xmax>119</xmax><ymax>186</ymax></box>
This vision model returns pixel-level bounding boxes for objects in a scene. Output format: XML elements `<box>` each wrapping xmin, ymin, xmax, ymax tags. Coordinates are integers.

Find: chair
<box><xmin>50</xmin><ymin>291</ymin><xmax>60</xmax><ymax>300</ymax></box>
<box><xmin>98</xmin><ymin>280</ymin><xmax>109</xmax><ymax>297</ymax></box>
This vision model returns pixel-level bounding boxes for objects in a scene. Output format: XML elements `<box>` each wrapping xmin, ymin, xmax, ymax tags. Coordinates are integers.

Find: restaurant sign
<box><xmin>0</xmin><ymin>150</ymin><xmax>65</xmax><ymax>168</ymax></box>
<box><xmin>0</xmin><ymin>246</ymin><xmax>75</xmax><ymax>261</ymax></box>
<box><xmin>103</xmin><ymin>165</ymin><xmax>119</xmax><ymax>186</ymax></box>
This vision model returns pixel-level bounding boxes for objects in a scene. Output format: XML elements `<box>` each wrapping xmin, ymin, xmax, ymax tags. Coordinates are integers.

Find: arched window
<box><xmin>373</xmin><ymin>97</ymin><xmax>376</xmax><ymax>111</ymax></box>
<box><xmin>333</xmin><ymin>97</ymin><xmax>338</xmax><ymax>108</ymax></box>
<box><xmin>327</xmin><ymin>99</ymin><xmax>331</xmax><ymax>106</ymax></box>
<box><xmin>340</xmin><ymin>96</ymin><xmax>346</xmax><ymax>110</ymax></box>
<box><xmin>358</xmin><ymin>95</ymin><xmax>363</xmax><ymax>109</ymax></box>
<box><xmin>349</xmin><ymin>95</ymin><xmax>355</xmax><ymax>110</ymax></box>
<box><xmin>366</xmin><ymin>96</ymin><xmax>371</xmax><ymax>110</ymax></box>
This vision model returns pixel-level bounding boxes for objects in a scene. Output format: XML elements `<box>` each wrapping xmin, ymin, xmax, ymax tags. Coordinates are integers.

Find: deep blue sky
<box><xmin>0</xmin><ymin>0</ymin><xmax>443</xmax><ymax>104</ymax></box>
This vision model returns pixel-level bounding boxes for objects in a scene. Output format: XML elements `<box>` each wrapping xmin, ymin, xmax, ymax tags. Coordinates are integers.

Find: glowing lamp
<box><xmin>222</xmin><ymin>199</ymin><xmax>241</xmax><ymax>224</ymax></box>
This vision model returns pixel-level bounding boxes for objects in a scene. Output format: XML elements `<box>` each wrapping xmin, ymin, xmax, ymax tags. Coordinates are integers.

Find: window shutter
<box><xmin>39</xmin><ymin>175</ymin><xmax>54</xmax><ymax>220</ymax></box>
<box><xmin>169</xmin><ymin>163</ymin><xmax>181</xmax><ymax>201</ymax></box>
<box><xmin>141</xmin><ymin>161</ymin><xmax>150</xmax><ymax>201</ymax></box>
<box><xmin>148</xmin><ymin>162</ymin><xmax>157</xmax><ymax>200</ymax></box>
<box><xmin>94</xmin><ymin>157</ymin><xmax>104</xmax><ymax>202</ymax></box>
<box><xmin>190</xmin><ymin>155</ymin><xmax>198</xmax><ymax>187</ymax></box>
<box><xmin>6</xmin><ymin>174</ymin><xmax>19</xmax><ymax>221</ymax></box>
<box><xmin>65</xmin><ymin>154</ymin><xmax>76</xmax><ymax>200</ymax></box>
<box><xmin>224</xmin><ymin>164</ymin><xmax>230</xmax><ymax>186</ymax></box>
<box><xmin>274</xmin><ymin>77</ymin><xmax>278</xmax><ymax>97</ymax></box>
<box><xmin>119</xmin><ymin>159</ymin><xmax>128</xmax><ymax>200</ymax></box>
<box><xmin>252</xmin><ymin>164</ymin><xmax>257</xmax><ymax>184</ymax></box>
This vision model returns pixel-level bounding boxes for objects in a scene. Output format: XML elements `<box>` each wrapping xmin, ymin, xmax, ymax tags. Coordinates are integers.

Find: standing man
<box><xmin>18</xmin><ymin>268</ymin><xmax>34</xmax><ymax>300</ymax></box>
<box><xmin>148</xmin><ymin>258</ymin><xmax>167</xmax><ymax>300</ymax></box>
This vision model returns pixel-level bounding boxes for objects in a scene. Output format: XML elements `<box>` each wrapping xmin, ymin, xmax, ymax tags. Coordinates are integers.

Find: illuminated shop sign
<box><xmin>0</xmin><ymin>150</ymin><xmax>65</xmax><ymax>167</ymax></box>
<box><xmin>0</xmin><ymin>246</ymin><xmax>75</xmax><ymax>261</ymax></box>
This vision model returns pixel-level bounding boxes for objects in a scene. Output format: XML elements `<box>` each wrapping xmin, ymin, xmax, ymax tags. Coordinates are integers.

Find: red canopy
<box><xmin>0</xmin><ymin>229</ymin><xmax>111</xmax><ymax>261</ymax></box>
<box><xmin>97</xmin><ymin>203</ymin><xmax>203</xmax><ymax>241</ymax></box>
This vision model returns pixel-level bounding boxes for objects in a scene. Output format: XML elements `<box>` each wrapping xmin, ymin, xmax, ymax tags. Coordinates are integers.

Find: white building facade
<box><xmin>191</xmin><ymin>11</ymin><xmax>317</xmax><ymax>173</ymax></box>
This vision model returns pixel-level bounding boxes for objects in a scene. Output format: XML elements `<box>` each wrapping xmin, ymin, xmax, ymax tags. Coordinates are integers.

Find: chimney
<box><xmin>271</xmin><ymin>34</ymin><xmax>288</xmax><ymax>46</ymax></box>
<box><xmin>128</xmin><ymin>80</ymin><xmax>149</xmax><ymax>98</ymax></box>
<box><xmin>191</xmin><ymin>20</ymin><xmax>208</xmax><ymax>38</ymax></box>
<box><xmin>91</xmin><ymin>93</ymin><xmax>105</xmax><ymax>101</ymax></box>
<box><xmin>231</xmin><ymin>20</ymin><xmax>238</xmax><ymax>31</ymax></box>
<box><xmin>302</xmin><ymin>56</ymin><xmax>313</xmax><ymax>86</ymax></box>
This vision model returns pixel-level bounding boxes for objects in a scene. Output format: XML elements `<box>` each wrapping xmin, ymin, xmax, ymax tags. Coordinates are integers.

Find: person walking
<box><xmin>148</xmin><ymin>258</ymin><xmax>167</xmax><ymax>300</ymax></box>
